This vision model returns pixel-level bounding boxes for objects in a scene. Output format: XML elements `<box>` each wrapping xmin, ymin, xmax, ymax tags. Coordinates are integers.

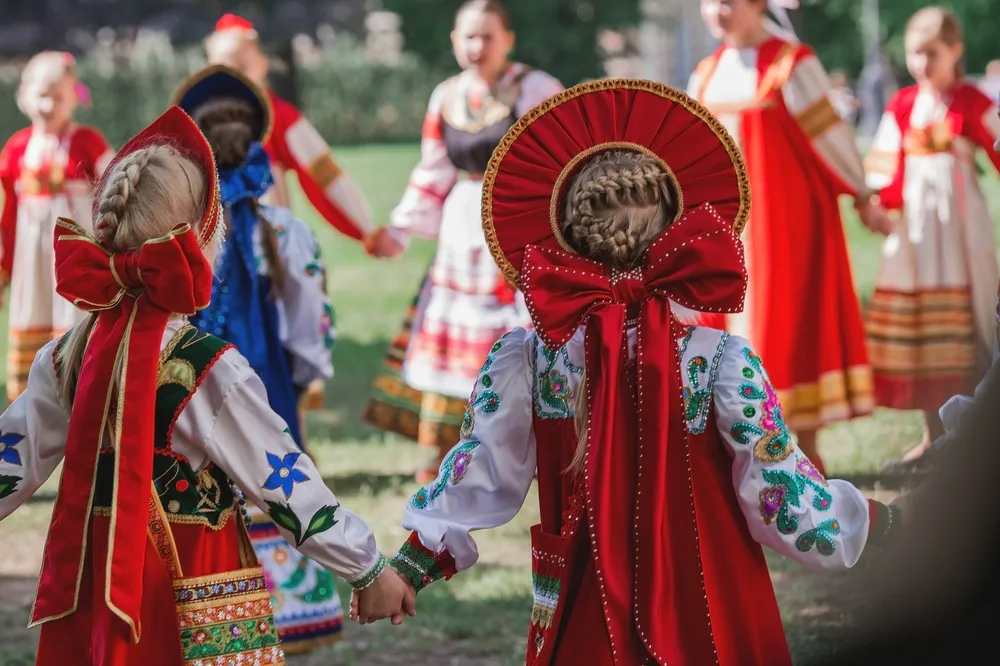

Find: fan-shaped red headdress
<box><xmin>31</xmin><ymin>107</ymin><xmax>218</xmax><ymax>644</ymax></box>
<box><xmin>482</xmin><ymin>79</ymin><xmax>751</xmax><ymax>664</ymax></box>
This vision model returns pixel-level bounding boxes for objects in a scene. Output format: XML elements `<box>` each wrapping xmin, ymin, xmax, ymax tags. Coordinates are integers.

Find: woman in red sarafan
<box><xmin>357</xmin><ymin>79</ymin><xmax>903</xmax><ymax>665</ymax></box>
<box><xmin>689</xmin><ymin>0</ymin><xmax>893</xmax><ymax>474</ymax></box>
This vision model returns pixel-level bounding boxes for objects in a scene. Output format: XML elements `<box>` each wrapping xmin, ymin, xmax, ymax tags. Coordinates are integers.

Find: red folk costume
<box><xmin>211</xmin><ymin>14</ymin><xmax>377</xmax><ymax>247</ymax></box>
<box><xmin>0</xmin><ymin>109</ymin><xmax>388</xmax><ymax>665</ymax></box>
<box><xmin>689</xmin><ymin>37</ymin><xmax>874</xmax><ymax>430</ymax></box>
<box><xmin>864</xmin><ymin>83</ymin><xmax>1000</xmax><ymax>410</ymax></box>
<box><xmin>388</xmin><ymin>80</ymin><xmax>898</xmax><ymax>666</ymax></box>
<box><xmin>0</xmin><ymin>114</ymin><xmax>112</xmax><ymax>401</ymax></box>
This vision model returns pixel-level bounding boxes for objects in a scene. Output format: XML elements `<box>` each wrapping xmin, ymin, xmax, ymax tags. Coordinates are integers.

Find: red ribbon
<box><xmin>31</xmin><ymin>218</ymin><xmax>212</xmax><ymax>641</ymax></box>
<box><xmin>521</xmin><ymin>204</ymin><xmax>746</xmax><ymax>664</ymax></box>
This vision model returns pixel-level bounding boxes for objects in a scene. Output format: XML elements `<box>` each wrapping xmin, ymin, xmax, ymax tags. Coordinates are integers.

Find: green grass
<box><xmin>0</xmin><ymin>143</ymin><xmax>998</xmax><ymax>665</ymax></box>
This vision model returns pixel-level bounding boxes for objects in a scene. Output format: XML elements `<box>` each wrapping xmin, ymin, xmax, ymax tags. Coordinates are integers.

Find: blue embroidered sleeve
<box><xmin>395</xmin><ymin>327</ymin><xmax>536</xmax><ymax>579</ymax></box>
<box><xmin>712</xmin><ymin>335</ymin><xmax>872</xmax><ymax>571</ymax></box>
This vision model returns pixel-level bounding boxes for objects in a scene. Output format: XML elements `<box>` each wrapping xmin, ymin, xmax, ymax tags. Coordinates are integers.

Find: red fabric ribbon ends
<box><xmin>30</xmin><ymin>218</ymin><xmax>212</xmax><ymax>642</ymax></box>
<box><xmin>520</xmin><ymin>204</ymin><xmax>746</xmax><ymax>664</ymax></box>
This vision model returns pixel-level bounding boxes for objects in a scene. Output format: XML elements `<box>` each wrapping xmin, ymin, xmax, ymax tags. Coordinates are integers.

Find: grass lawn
<box><xmin>0</xmin><ymin>143</ymin><xmax>998</xmax><ymax>665</ymax></box>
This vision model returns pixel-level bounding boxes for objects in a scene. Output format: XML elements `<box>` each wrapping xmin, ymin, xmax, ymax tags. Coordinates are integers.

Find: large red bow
<box><xmin>32</xmin><ymin>218</ymin><xmax>212</xmax><ymax>641</ymax></box>
<box><xmin>521</xmin><ymin>204</ymin><xmax>746</xmax><ymax>665</ymax></box>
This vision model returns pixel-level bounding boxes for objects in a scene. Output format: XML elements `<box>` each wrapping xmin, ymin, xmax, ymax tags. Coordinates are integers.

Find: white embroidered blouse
<box><xmin>398</xmin><ymin>324</ymin><xmax>874</xmax><ymax>578</ymax></box>
<box><xmin>0</xmin><ymin>318</ymin><xmax>383</xmax><ymax>587</ymax></box>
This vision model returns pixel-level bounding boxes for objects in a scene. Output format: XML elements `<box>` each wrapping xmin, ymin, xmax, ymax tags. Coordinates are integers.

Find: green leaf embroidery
<box><xmin>301</xmin><ymin>504</ymin><xmax>340</xmax><ymax>544</ymax></box>
<box><xmin>265</xmin><ymin>500</ymin><xmax>303</xmax><ymax>545</ymax></box>
<box><xmin>0</xmin><ymin>474</ymin><xmax>20</xmax><ymax>501</ymax></box>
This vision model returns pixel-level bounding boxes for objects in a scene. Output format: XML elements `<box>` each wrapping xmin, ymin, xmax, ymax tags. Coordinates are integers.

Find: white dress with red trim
<box><xmin>0</xmin><ymin>124</ymin><xmax>113</xmax><ymax>402</ymax></box>
<box><xmin>864</xmin><ymin>83</ymin><xmax>1000</xmax><ymax>410</ymax></box>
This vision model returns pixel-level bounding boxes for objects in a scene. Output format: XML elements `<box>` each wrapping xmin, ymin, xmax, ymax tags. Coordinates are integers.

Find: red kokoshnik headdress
<box><xmin>30</xmin><ymin>106</ymin><xmax>220</xmax><ymax>641</ymax></box>
<box><xmin>482</xmin><ymin>79</ymin><xmax>751</xmax><ymax>664</ymax></box>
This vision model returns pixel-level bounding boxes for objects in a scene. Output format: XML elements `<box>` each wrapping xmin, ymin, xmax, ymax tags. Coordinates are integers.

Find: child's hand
<box><xmin>365</xmin><ymin>227</ymin><xmax>405</xmax><ymax>259</ymax></box>
<box><xmin>856</xmin><ymin>198</ymin><xmax>893</xmax><ymax>236</ymax></box>
<box><xmin>350</xmin><ymin>568</ymin><xmax>416</xmax><ymax>625</ymax></box>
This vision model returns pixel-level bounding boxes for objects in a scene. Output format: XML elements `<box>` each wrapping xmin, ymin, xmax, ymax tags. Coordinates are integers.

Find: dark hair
<box><xmin>192</xmin><ymin>97</ymin><xmax>285</xmax><ymax>295</ymax></box>
<box><xmin>456</xmin><ymin>0</ymin><xmax>512</xmax><ymax>30</ymax></box>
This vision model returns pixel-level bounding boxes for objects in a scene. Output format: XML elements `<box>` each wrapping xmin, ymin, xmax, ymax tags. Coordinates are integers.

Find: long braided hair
<box><xmin>559</xmin><ymin>150</ymin><xmax>679</xmax><ymax>473</ymax></box>
<box><xmin>57</xmin><ymin>146</ymin><xmax>207</xmax><ymax>407</ymax></box>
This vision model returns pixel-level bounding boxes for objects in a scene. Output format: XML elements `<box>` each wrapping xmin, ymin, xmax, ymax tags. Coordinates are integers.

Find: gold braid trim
<box><xmin>481</xmin><ymin>78</ymin><xmax>751</xmax><ymax>289</ymax></box>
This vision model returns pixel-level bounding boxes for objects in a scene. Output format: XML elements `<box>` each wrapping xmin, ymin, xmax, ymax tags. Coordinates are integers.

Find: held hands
<box><xmin>855</xmin><ymin>195</ymin><xmax>893</xmax><ymax>236</ymax></box>
<box><xmin>350</xmin><ymin>567</ymin><xmax>416</xmax><ymax>626</ymax></box>
<box><xmin>365</xmin><ymin>227</ymin><xmax>406</xmax><ymax>260</ymax></box>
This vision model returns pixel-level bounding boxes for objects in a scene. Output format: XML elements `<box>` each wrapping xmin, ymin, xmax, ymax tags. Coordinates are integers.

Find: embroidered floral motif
<box><xmin>460</xmin><ymin>402</ymin><xmax>475</xmax><ymax>439</ymax></box>
<box><xmin>263</xmin><ymin>451</ymin><xmax>310</xmax><ymax>499</ymax></box>
<box><xmin>321</xmin><ymin>302</ymin><xmax>336</xmax><ymax>351</ymax></box>
<box><xmin>411</xmin><ymin>440</ymin><xmax>481</xmax><ymax>509</ymax></box>
<box><xmin>0</xmin><ymin>474</ymin><xmax>21</xmax><ymax>501</ymax></box>
<box><xmin>532</xmin><ymin>338</ymin><xmax>583</xmax><ymax>419</ymax></box>
<box><xmin>795</xmin><ymin>518</ymin><xmax>841</xmax><ymax>556</ymax></box>
<box><xmin>265</xmin><ymin>501</ymin><xmax>339</xmax><ymax>547</ymax></box>
<box><xmin>0</xmin><ymin>432</ymin><xmax>25</xmax><ymax>466</ymax></box>
<box><xmin>731</xmin><ymin>347</ymin><xmax>793</xmax><ymax>463</ymax></box>
<box><xmin>760</xmin><ymin>460</ymin><xmax>835</xmax><ymax>535</ymax></box>
<box><xmin>759</xmin><ymin>469</ymin><xmax>801</xmax><ymax>535</ymax></box>
<box><xmin>681</xmin><ymin>331</ymin><xmax>729</xmax><ymax>434</ymax></box>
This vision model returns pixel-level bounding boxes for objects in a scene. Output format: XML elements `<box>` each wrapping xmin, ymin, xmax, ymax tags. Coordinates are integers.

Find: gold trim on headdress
<box><xmin>481</xmin><ymin>78</ymin><xmax>751</xmax><ymax>289</ymax></box>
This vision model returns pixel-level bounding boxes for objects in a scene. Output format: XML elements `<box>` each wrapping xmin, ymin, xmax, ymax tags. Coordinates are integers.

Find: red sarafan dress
<box><xmin>387</xmin><ymin>79</ymin><xmax>897</xmax><ymax>665</ymax></box>
<box><xmin>690</xmin><ymin>37</ymin><xmax>874</xmax><ymax>431</ymax></box>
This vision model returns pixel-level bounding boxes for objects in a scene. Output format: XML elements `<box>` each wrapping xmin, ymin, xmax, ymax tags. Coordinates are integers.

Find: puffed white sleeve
<box><xmin>275</xmin><ymin>214</ymin><xmax>335</xmax><ymax>387</ymax></box>
<box><xmin>712</xmin><ymin>336</ymin><xmax>878</xmax><ymax>571</ymax></box>
<box><xmin>0</xmin><ymin>340</ymin><xmax>70</xmax><ymax>519</ymax></box>
<box><xmin>197</xmin><ymin>351</ymin><xmax>385</xmax><ymax>588</ymax></box>
<box><xmin>390</xmin><ymin>328</ymin><xmax>536</xmax><ymax>592</ymax></box>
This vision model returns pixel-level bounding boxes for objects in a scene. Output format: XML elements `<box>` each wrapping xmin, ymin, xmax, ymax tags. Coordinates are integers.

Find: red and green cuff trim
<box><xmin>867</xmin><ymin>498</ymin><xmax>901</xmax><ymax>545</ymax></box>
<box><xmin>390</xmin><ymin>531</ymin><xmax>458</xmax><ymax>593</ymax></box>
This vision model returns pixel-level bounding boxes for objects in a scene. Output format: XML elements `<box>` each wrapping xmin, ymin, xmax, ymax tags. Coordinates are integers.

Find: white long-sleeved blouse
<box><xmin>255</xmin><ymin>204</ymin><xmax>335</xmax><ymax>387</ymax></box>
<box><xmin>395</xmin><ymin>324</ymin><xmax>874</xmax><ymax>584</ymax></box>
<box><xmin>0</xmin><ymin>318</ymin><xmax>382</xmax><ymax>587</ymax></box>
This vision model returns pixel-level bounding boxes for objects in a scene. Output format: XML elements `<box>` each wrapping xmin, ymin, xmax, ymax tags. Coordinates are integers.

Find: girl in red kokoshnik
<box><xmin>358</xmin><ymin>80</ymin><xmax>902</xmax><ymax>665</ymax></box>
<box><xmin>0</xmin><ymin>51</ymin><xmax>113</xmax><ymax>402</ymax></box>
<box><xmin>689</xmin><ymin>0</ymin><xmax>893</xmax><ymax>474</ymax></box>
<box><xmin>0</xmin><ymin>108</ymin><xmax>411</xmax><ymax>665</ymax></box>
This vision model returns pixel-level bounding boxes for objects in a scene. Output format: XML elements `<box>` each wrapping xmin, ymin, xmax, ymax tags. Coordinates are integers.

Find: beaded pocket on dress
<box><xmin>526</xmin><ymin>524</ymin><xmax>574</xmax><ymax>666</ymax></box>
<box><xmin>148</xmin><ymin>486</ymin><xmax>286</xmax><ymax>665</ymax></box>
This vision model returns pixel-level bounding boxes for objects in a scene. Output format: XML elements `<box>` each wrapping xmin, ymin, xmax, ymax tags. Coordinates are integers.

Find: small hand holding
<box><xmin>856</xmin><ymin>197</ymin><xmax>893</xmax><ymax>236</ymax></box>
<box><xmin>365</xmin><ymin>227</ymin><xmax>405</xmax><ymax>259</ymax></box>
<box><xmin>350</xmin><ymin>568</ymin><xmax>416</xmax><ymax>625</ymax></box>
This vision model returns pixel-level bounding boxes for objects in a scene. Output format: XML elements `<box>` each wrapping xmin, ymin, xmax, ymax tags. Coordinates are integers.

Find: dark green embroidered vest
<box><xmin>55</xmin><ymin>325</ymin><xmax>236</xmax><ymax>529</ymax></box>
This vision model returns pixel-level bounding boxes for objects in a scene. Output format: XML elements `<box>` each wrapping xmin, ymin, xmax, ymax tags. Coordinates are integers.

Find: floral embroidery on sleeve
<box><xmin>731</xmin><ymin>346</ymin><xmax>842</xmax><ymax>555</ymax></box>
<box><xmin>0</xmin><ymin>431</ymin><xmax>24</xmax><ymax>466</ymax></box>
<box><xmin>532</xmin><ymin>337</ymin><xmax>583</xmax><ymax>419</ymax></box>
<box><xmin>263</xmin><ymin>451</ymin><xmax>310</xmax><ymax>498</ymax></box>
<box><xmin>730</xmin><ymin>348</ymin><xmax>793</xmax><ymax>464</ymax></box>
<box><xmin>411</xmin><ymin>440</ymin><xmax>481</xmax><ymax>509</ymax></box>
<box><xmin>265</xmin><ymin>501</ymin><xmax>340</xmax><ymax>548</ymax></box>
<box><xmin>321</xmin><ymin>302</ymin><xmax>336</xmax><ymax>351</ymax></box>
<box><xmin>0</xmin><ymin>475</ymin><xmax>21</xmax><ymax>500</ymax></box>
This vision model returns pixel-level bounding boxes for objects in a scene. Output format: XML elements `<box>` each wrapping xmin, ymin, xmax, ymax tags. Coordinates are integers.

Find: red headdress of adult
<box><xmin>482</xmin><ymin>79</ymin><xmax>750</xmax><ymax>664</ymax></box>
<box><xmin>29</xmin><ymin>106</ymin><xmax>220</xmax><ymax>641</ymax></box>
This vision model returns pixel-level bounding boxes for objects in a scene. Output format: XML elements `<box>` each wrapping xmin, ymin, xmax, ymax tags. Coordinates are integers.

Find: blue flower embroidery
<box><xmin>263</xmin><ymin>452</ymin><xmax>310</xmax><ymax>499</ymax></box>
<box><xmin>0</xmin><ymin>432</ymin><xmax>25</xmax><ymax>467</ymax></box>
